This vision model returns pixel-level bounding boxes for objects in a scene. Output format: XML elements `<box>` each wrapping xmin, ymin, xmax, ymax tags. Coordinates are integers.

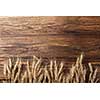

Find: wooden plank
<box><xmin>0</xmin><ymin>16</ymin><xmax>100</xmax><ymax>81</ymax></box>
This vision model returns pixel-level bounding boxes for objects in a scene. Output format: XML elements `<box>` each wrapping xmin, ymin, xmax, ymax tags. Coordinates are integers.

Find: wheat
<box><xmin>66</xmin><ymin>53</ymin><xmax>98</xmax><ymax>83</ymax></box>
<box><xmin>2</xmin><ymin>53</ymin><xmax>99</xmax><ymax>83</ymax></box>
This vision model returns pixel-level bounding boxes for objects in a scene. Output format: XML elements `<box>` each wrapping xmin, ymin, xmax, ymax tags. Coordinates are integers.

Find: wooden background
<box><xmin>0</xmin><ymin>16</ymin><xmax>100</xmax><ymax>80</ymax></box>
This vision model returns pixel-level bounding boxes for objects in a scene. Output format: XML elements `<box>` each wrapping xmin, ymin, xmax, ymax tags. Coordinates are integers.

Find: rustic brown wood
<box><xmin>0</xmin><ymin>16</ymin><xmax>100</xmax><ymax>81</ymax></box>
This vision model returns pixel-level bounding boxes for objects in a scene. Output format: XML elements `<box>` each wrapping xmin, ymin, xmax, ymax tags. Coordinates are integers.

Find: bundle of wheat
<box><xmin>66</xmin><ymin>54</ymin><xmax>98</xmax><ymax>83</ymax></box>
<box><xmin>2</xmin><ymin>54</ymin><xmax>98</xmax><ymax>83</ymax></box>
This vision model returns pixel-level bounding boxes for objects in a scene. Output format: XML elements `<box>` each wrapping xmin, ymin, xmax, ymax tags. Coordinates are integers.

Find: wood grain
<box><xmin>0</xmin><ymin>16</ymin><xmax>100</xmax><ymax>80</ymax></box>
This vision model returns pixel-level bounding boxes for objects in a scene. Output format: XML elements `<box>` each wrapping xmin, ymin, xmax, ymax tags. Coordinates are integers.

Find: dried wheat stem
<box><xmin>6</xmin><ymin>64</ymin><xmax>11</xmax><ymax>80</ymax></box>
<box><xmin>35</xmin><ymin>58</ymin><xmax>41</xmax><ymax>71</ymax></box>
<box><xmin>44</xmin><ymin>66</ymin><xmax>51</xmax><ymax>83</ymax></box>
<box><xmin>79</xmin><ymin>53</ymin><xmax>83</xmax><ymax>64</ymax></box>
<box><xmin>21</xmin><ymin>71</ymin><xmax>27</xmax><ymax>83</ymax></box>
<box><xmin>33</xmin><ymin>58</ymin><xmax>42</xmax><ymax>82</ymax></box>
<box><xmin>38</xmin><ymin>74</ymin><xmax>43</xmax><ymax>83</ymax></box>
<box><xmin>58</xmin><ymin>73</ymin><xmax>63</xmax><ymax>82</ymax></box>
<box><xmin>26</xmin><ymin>60</ymin><xmax>32</xmax><ymax>83</ymax></box>
<box><xmin>50</xmin><ymin>60</ymin><xmax>53</xmax><ymax>79</ymax></box>
<box><xmin>13</xmin><ymin>59</ymin><xmax>21</xmax><ymax>83</ymax></box>
<box><xmin>54</xmin><ymin>60</ymin><xmax>58</xmax><ymax>80</ymax></box>
<box><xmin>92</xmin><ymin>68</ymin><xmax>98</xmax><ymax>82</ymax></box>
<box><xmin>32</xmin><ymin>57</ymin><xmax>36</xmax><ymax>76</ymax></box>
<box><xmin>83</xmin><ymin>69</ymin><xmax>86</xmax><ymax>81</ymax></box>
<box><xmin>88</xmin><ymin>63</ymin><xmax>93</xmax><ymax>72</ymax></box>
<box><xmin>11</xmin><ymin>58</ymin><xmax>20</xmax><ymax>80</ymax></box>
<box><xmin>76</xmin><ymin>57</ymin><xmax>80</xmax><ymax>67</ymax></box>
<box><xmin>4</xmin><ymin>63</ymin><xmax>7</xmax><ymax>76</ymax></box>
<box><xmin>37</xmin><ymin>68</ymin><xmax>42</xmax><ymax>77</ymax></box>
<box><xmin>8</xmin><ymin>58</ymin><xmax>12</xmax><ymax>69</ymax></box>
<box><xmin>58</xmin><ymin>61</ymin><xmax>64</xmax><ymax>76</ymax></box>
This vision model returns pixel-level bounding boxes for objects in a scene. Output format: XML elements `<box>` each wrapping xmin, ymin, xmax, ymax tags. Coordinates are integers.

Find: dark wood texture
<box><xmin>0</xmin><ymin>16</ymin><xmax>100</xmax><ymax>80</ymax></box>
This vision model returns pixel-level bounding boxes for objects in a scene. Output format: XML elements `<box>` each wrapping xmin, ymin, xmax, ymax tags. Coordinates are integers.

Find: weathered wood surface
<box><xmin>0</xmin><ymin>16</ymin><xmax>100</xmax><ymax>80</ymax></box>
